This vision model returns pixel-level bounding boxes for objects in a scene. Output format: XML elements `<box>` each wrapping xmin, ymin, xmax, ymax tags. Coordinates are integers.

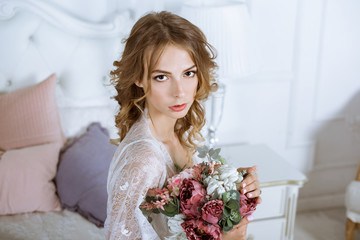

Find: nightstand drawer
<box><xmin>252</xmin><ymin>185</ymin><xmax>286</xmax><ymax>220</ymax></box>
<box><xmin>247</xmin><ymin>217</ymin><xmax>286</xmax><ymax>240</ymax></box>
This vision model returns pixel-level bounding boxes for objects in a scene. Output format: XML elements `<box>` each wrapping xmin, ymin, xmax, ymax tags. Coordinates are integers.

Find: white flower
<box><xmin>203</xmin><ymin>164</ymin><xmax>244</xmax><ymax>199</ymax></box>
<box><xmin>165</xmin><ymin>214</ymin><xmax>187</xmax><ymax>240</ymax></box>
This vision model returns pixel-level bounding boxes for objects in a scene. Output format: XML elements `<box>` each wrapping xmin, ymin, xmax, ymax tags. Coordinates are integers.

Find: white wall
<box><xmin>169</xmin><ymin>0</ymin><xmax>360</xmax><ymax>211</ymax></box>
<box><xmin>48</xmin><ymin>0</ymin><xmax>360</xmax><ymax>211</ymax></box>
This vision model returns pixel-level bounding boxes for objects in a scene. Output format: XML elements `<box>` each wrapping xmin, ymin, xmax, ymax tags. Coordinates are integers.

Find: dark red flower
<box><xmin>179</xmin><ymin>179</ymin><xmax>207</xmax><ymax>217</ymax></box>
<box><xmin>201</xmin><ymin>200</ymin><xmax>223</xmax><ymax>224</ymax></box>
<box><xmin>239</xmin><ymin>192</ymin><xmax>258</xmax><ymax>217</ymax></box>
<box><xmin>181</xmin><ymin>218</ymin><xmax>222</xmax><ymax>240</ymax></box>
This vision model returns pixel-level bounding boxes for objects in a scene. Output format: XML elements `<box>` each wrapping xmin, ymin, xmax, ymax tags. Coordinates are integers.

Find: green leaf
<box><xmin>226</xmin><ymin>199</ymin><xmax>240</xmax><ymax>211</ymax></box>
<box><xmin>164</xmin><ymin>202</ymin><xmax>177</xmax><ymax>212</ymax></box>
<box><xmin>219</xmin><ymin>216</ymin><xmax>236</xmax><ymax>232</ymax></box>
<box><xmin>160</xmin><ymin>199</ymin><xmax>179</xmax><ymax>217</ymax></box>
<box><xmin>218</xmin><ymin>218</ymin><xmax>226</xmax><ymax>229</ymax></box>
<box><xmin>222</xmin><ymin>192</ymin><xmax>231</xmax><ymax>203</ymax></box>
<box><xmin>223</xmin><ymin>207</ymin><xmax>230</xmax><ymax>217</ymax></box>
<box><xmin>222</xmin><ymin>190</ymin><xmax>240</xmax><ymax>203</ymax></box>
<box><xmin>222</xmin><ymin>225</ymin><xmax>233</xmax><ymax>232</ymax></box>
<box><xmin>227</xmin><ymin>218</ymin><xmax>233</xmax><ymax>228</ymax></box>
<box><xmin>229</xmin><ymin>210</ymin><xmax>242</xmax><ymax>223</ymax></box>
<box><xmin>223</xmin><ymin>190</ymin><xmax>240</xmax><ymax>202</ymax></box>
<box><xmin>159</xmin><ymin>208</ymin><xmax>176</xmax><ymax>217</ymax></box>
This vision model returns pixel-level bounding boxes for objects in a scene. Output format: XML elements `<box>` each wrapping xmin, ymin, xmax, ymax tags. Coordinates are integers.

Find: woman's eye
<box><xmin>184</xmin><ymin>71</ymin><xmax>196</xmax><ymax>77</ymax></box>
<box><xmin>154</xmin><ymin>75</ymin><xmax>168</xmax><ymax>82</ymax></box>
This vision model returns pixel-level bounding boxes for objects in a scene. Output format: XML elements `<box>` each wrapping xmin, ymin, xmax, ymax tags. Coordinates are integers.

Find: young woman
<box><xmin>105</xmin><ymin>11</ymin><xmax>262</xmax><ymax>240</ymax></box>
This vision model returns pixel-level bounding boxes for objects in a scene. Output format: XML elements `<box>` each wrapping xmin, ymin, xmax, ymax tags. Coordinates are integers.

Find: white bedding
<box><xmin>0</xmin><ymin>210</ymin><xmax>104</xmax><ymax>240</ymax></box>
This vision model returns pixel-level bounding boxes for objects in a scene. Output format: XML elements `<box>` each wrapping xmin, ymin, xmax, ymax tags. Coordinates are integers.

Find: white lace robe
<box><xmin>105</xmin><ymin>112</ymin><xmax>201</xmax><ymax>240</ymax></box>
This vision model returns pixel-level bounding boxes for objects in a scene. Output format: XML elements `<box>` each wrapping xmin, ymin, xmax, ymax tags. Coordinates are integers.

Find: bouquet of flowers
<box><xmin>140</xmin><ymin>146</ymin><xmax>258</xmax><ymax>239</ymax></box>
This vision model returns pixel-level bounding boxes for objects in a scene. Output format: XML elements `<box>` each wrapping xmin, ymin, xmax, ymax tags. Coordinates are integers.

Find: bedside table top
<box><xmin>219</xmin><ymin>144</ymin><xmax>307</xmax><ymax>187</ymax></box>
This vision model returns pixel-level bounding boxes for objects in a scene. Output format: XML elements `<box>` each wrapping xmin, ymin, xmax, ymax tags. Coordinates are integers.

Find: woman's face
<box><xmin>139</xmin><ymin>44</ymin><xmax>198</xmax><ymax>121</ymax></box>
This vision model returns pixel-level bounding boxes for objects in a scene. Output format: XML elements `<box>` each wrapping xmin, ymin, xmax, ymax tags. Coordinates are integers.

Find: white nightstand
<box><xmin>219</xmin><ymin>144</ymin><xmax>307</xmax><ymax>240</ymax></box>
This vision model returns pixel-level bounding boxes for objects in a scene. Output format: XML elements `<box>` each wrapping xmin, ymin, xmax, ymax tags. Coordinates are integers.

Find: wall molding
<box><xmin>297</xmin><ymin>192</ymin><xmax>344</xmax><ymax>212</ymax></box>
<box><xmin>312</xmin><ymin>161</ymin><xmax>359</xmax><ymax>172</ymax></box>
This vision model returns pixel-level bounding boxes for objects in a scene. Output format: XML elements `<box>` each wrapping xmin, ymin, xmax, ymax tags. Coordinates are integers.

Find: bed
<box><xmin>0</xmin><ymin>0</ymin><xmax>136</xmax><ymax>239</ymax></box>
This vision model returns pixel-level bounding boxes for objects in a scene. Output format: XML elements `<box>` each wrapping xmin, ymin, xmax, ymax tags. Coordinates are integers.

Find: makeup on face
<box><xmin>169</xmin><ymin>103</ymin><xmax>187</xmax><ymax>112</ymax></box>
<box><xmin>139</xmin><ymin>44</ymin><xmax>198</xmax><ymax>123</ymax></box>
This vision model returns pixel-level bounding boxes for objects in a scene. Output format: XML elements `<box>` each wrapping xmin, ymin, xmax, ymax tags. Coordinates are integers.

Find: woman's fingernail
<box><xmin>243</xmin><ymin>189</ymin><xmax>247</xmax><ymax>194</ymax></box>
<box><xmin>242</xmin><ymin>183</ymin><xmax>246</xmax><ymax>188</ymax></box>
<box><xmin>247</xmin><ymin>215</ymin><xmax>254</xmax><ymax>221</ymax></box>
<box><xmin>248</xmin><ymin>193</ymin><xmax>252</xmax><ymax>197</ymax></box>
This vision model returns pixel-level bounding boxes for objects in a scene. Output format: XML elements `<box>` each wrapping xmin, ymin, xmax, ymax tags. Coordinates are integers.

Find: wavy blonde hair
<box><xmin>111</xmin><ymin>11</ymin><xmax>217</xmax><ymax>152</ymax></box>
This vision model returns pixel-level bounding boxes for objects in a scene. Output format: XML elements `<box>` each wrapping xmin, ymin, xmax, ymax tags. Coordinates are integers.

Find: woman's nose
<box><xmin>173</xmin><ymin>78</ymin><xmax>185</xmax><ymax>98</ymax></box>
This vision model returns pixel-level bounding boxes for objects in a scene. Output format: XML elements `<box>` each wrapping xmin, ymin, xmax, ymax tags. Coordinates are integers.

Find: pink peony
<box><xmin>201</xmin><ymin>200</ymin><xmax>223</xmax><ymax>224</ymax></box>
<box><xmin>179</xmin><ymin>179</ymin><xmax>207</xmax><ymax>217</ymax></box>
<box><xmin>181</xmin><ymin>218</ymin><xmax>222</xmax><ymax>240</ymax></box>
<box><xmin>239</xmin><ymin>192</ymin><xmax>258</xmax><ymax>217</ymax></box>
<box><xmin>167</xmin><ymin>168</ymin><xmax>198</xmax><ymax>197</ymax></box>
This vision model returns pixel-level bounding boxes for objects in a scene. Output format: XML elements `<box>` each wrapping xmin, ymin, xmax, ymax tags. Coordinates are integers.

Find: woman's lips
<box><xmin>169</xmin><ymin>103</ymin><xmax>187</xmax><ymax>112</ymax></box>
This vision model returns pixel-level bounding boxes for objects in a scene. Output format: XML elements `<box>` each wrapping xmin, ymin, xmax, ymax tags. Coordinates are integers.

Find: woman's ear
<box><xmin>135</xmin><ymin>80</ymin><xmax>143</xmax><ymax>88</ymax></box>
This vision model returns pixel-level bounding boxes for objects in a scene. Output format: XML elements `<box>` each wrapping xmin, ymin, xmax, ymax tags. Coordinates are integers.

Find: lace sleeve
<box><xmin>105</xmin><ymin>143</ymin><xmax>166</xmax><ymax>240</ymax></box>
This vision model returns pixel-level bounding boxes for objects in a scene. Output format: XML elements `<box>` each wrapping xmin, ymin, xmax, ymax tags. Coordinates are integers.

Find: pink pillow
<box><xmin>0</xmin><ymin>74</ymin><xmax>65</xmax><ymax>150</ymax></box>
<box><xmin>0</xmin><ymin>142</ymin><xmax>61</xmax><ymax>214</ymax></box>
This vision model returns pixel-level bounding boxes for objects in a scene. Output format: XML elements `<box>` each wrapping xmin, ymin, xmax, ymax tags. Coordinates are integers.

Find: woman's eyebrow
<box><xmin>184</xmin><ymin>65</ymin><xmax>197</xmax><ymax>72</ymax></box>
<box><xmin>151</xmin><ymin>65</ymin><xmax>197</xmax><ymax>74</ymax></box>
<box><xmin>152</xmin><ymin>69</ymin><xmax>171</xmax><ymax>74</ymax></box>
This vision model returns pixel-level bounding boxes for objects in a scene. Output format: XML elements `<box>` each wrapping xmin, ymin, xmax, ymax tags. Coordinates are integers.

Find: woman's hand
<box><xmin>238</xmin><ymin>165</ymin><xmax>262</xmax><ymax>205</ymax></box>
<box><xmin>222</xmin><ymin>215</ymin><xmax>253</xmax><ymax>240</ymax></box>
<box><xmin>222</xmin><ymin>166</ymin><xmax>260</xmax><ymax>240</ymax></box>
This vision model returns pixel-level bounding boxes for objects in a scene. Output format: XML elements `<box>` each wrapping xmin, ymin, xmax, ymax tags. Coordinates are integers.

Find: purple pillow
<box><xmin>55</xmin><ymin>122</ymin><xmax>116</xmax><ymax>227</ymax></box>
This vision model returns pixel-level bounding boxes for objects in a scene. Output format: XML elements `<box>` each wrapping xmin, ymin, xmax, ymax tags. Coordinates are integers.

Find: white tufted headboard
<box><xmin>0</xmin><ymin>0</ymin><xmax>134</xmax><ymax>138</ymax></box>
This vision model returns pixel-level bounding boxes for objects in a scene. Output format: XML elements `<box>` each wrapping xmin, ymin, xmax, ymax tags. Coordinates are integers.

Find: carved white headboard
<box><xmin>0</xmin><ymin>0</ymin><xmax>134</xmax><ymax>138</ymax></box>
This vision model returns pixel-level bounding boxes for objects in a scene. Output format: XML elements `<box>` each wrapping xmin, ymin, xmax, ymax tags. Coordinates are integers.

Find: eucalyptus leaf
<box><xmin>223</xmin><ymin>207</ymin><xmax>230</xmax><ymax>217</ymax></box>
<box><xmin>227</xmin><ymin>218</ymin><xmax>233</xmax><ymax>228</ymax></box>
<box><xmin>222</xmin><ymin>192</ymin><xmax>231</xmax><ymax>203</ymax></box>
<box><xmin>219</xmin><ymin>217</ymin><xmax>233</xmax><ymax>232</ymax></box>
<box><xmin>224</xmin><ymin>190</ymin><xmax>240</xmax><ymax>202</ymax></box>
<box><xmin>222</xmin><ymin>190</ymin><xmax>240</xmax><ymax>203</ymax></box>
<box><xmin>219</xmin><ymin>218</ymin><xmax>226</xmax><ymax>229</ymax></box>
<box><xmin>222</xmin><ymin>225</ymin><xmax>233</xmax><ymax>232</ymax></box>
<box><xmin>230</xmin><ymin>210</ymin><xmax>242</xmax><ymax>223</ymax></box>
<box><xmin>226</xmin><ymin>199</ymin><xmax>240</xmax><ymax>211</ymax></box>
